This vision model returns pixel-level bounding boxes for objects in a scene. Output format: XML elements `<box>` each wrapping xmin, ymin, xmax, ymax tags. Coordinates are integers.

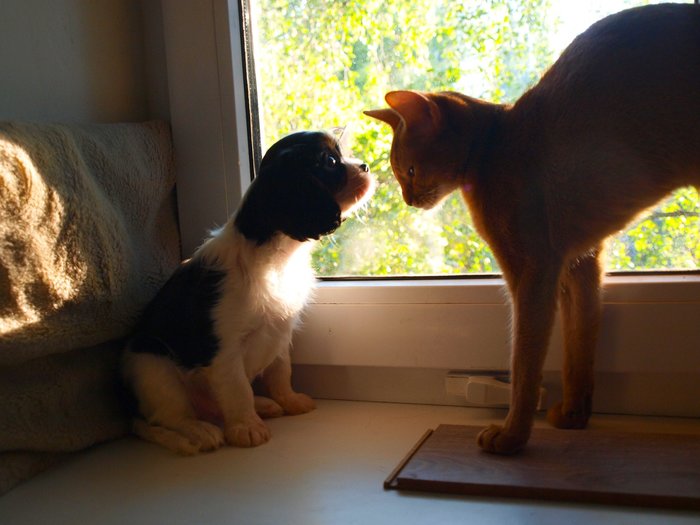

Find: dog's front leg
<box><xmin>477</xmin><ymin>261</ymin><xmax>561</xmax><ymax>454</ymax></box>
<box><xmin>210</xmin><ymin>354</ymin><xmax>271</xmax><ymax>447</ymax></box>
<box><xmin>262</xmin><ymin>347</ymin><xmax>315</xmax><ymax>415</ymax></box>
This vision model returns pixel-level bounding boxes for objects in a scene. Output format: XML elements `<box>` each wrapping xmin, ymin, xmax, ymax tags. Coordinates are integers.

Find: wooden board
<box><xmin>385</xmin><ymin>424</ymin><xmax>700</xmax><ymax>509</ymax></box>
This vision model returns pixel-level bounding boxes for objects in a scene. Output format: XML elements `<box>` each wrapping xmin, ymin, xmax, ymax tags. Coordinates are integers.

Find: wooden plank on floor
<box><xmin>385</xmin><ymin>424</ymin><xmax>700</xmax><ymax>509</ymax></box>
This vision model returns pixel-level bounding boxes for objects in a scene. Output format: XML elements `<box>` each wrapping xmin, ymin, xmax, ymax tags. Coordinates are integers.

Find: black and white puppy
<box><xmin>123</xmin><ymin>131</ymin><xmax>374</xmax><ymax>454</ymax></box>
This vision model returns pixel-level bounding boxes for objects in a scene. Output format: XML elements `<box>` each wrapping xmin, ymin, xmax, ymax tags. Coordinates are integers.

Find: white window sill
<box><xmin>292</xmin><ymin>275</ymin><xmax>700</xmax><ymax>417</ymax></box>
<box><xmin>2</xmin><ymin>400</ymin><xmax>699</xmax><ymax>524</ymax></box>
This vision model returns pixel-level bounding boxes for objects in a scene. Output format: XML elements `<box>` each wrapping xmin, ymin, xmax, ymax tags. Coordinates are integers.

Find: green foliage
<box><xmin>607</xmin><ymin>187</ymin><xmax>700</xmax><ymax>271</ymax></box>
<box><xmin>253</xmin><ymin>0</ymin><xmax>699</xmax><ymax>276</ymax></box>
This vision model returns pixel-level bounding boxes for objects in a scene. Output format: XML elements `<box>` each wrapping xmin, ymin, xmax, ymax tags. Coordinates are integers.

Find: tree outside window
<box><xmin>252</xmin><ymin>0</ymin><xmax>699</xmax><ymax>276</ymax></box>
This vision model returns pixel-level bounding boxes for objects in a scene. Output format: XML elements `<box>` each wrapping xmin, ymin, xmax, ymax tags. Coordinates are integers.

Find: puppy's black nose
<box><xmin>360</xmin><ymin>163</ymin><xmax>370</xmax><ymax>173</ymax></box>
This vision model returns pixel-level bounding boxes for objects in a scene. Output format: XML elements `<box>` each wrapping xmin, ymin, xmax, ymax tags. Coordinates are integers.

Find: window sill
<box><xmin>292</xmin><ymin>274</ymin><xmax>700</xmax><ymax>416</ymax></box>
<box><xmin>4</xmin><ymin>400</ymin><xmax>699</xmax><ymax>524</ymax></box>
<box><xmin>312</xmin><ymin>273</ymin><xmax>700</xmax><ymax>304</ymax></box>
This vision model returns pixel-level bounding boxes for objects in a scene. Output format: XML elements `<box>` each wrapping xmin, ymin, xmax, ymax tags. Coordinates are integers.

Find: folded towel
<box><xmin>0</xmin><ymin>121</ymin><xmax>180</xmax><ymax>364</ymax></box>
<box><xmin>0</xmin><ymin>121</ymin><xmax>181</xmax><ymax>494</ymax></box>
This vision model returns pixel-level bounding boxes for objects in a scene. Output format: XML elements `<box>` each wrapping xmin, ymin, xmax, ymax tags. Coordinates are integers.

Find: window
<box><xmin>160</xmin><ymin>1</ymin><xmax>700</xmax><ymax>416</ymax></box>
<box><xmin>249</xmin><ymin>0</ymin><xmax>699</xmax><ymax>277</ymax></box>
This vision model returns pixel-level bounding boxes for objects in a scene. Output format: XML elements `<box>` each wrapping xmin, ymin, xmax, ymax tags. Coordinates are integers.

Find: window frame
<box><xmin>160</xmin><ymin>0</ymin><xmax>700</xmax><ymax>416</ymax></box>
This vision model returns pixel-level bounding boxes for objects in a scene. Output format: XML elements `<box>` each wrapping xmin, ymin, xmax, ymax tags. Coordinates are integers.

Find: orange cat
<box><xmin>365</xmin><ymin>4</ymin><xmax>700</xmax><ymax>454</ymax></box>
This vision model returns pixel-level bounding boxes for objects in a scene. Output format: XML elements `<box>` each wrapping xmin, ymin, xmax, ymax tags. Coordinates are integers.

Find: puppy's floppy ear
<box><xmin>277</xmin><ymin>172</ymin><xmax>341</xmax><ymax>242</ymax></box>
<box><xmin>264</xmin><ymin>143</ymin><xmax>342</xmax><ymax>241</ymax></box>
<box><xmin>235</xmin><ymin>146</ymin><xmax>342</xmax><ymax>244</ymax></box>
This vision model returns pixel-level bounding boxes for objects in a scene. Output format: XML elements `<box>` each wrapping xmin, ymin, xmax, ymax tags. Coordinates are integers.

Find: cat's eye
<box><xmin>408</xmin><ymin>166</ymin><xmax>415</xmax><ymax>178</ymax></box>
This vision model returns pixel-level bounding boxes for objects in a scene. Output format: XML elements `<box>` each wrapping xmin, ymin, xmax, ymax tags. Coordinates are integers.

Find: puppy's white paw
<box><xmin>254</xmin><ymin>396</ymin><xmax>285</xmax><ymax>419</ymax></box>
<box><xmin>180</xmin><ymin>419</ymin><xmax>226</xmax><ymax>453</ymax></box>
<box><xmin>133</xmin><ymin>418</ymin><xmax>225</xmax><ymax>455</ymax></box>
<box><xmin>225</xmin><ymin>416</ymin><xmax>271</xmax><ymax>447</ymax></box>
<box><xmin>277</xmin><ymin>392</ymin><xmax>316</xmax><ymax>415</ymax></box>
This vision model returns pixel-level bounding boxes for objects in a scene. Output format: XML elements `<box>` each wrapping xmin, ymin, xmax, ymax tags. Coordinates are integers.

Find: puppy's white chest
<box><xmin>211</xmin><ymin>239</ymin><xmax>315</xmax><ymax>377</ymax></box>
<box><xmin>261</xmin><ymin>260</ymin><xmax>314</xmax><ymax>319</ymax></box>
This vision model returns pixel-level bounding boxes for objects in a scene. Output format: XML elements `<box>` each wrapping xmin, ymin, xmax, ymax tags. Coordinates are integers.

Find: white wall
<box><xmin>0</xmin><ymin>0</ymin><xmax>167</xmax><ymax>123</ymax></box>
<box><xmin>160</xmin><ymin>0</ymin><xmax>252</xmax><ymax>255</ymax></box>
<box><xmin>0</xmin><ymin>0</ymin><xmax>249</xmax><ymax>254</ymax></box>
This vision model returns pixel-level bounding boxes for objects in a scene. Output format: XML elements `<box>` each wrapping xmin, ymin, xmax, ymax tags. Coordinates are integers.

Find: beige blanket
<box><xmin>0</xmin><ymin>121</ymin><xmax>181</xmax><ymax>493</ymax></box>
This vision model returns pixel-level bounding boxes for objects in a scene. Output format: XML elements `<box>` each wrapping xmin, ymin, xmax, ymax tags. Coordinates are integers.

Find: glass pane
<box><xmin>250</xmin><ymin>0</ymin><xmax>699</xmax><ymax>276</ymax></box>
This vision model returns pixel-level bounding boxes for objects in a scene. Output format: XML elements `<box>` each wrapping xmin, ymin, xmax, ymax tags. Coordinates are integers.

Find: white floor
<box><xmin>1</xmin><ymin>400</ymin><xmax>700</xmax><ymax>525</ymax></box>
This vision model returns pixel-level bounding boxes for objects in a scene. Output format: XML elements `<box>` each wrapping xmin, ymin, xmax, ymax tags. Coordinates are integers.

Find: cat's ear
<box><xmin>384</xmin><ymin>90</ymin><xmax>441</xmax><ymax>134</ymax></box>
<box><xmin>364</xmin><ymin>108</ymin><xmax>401</xmax><ymax>130</ymax></box>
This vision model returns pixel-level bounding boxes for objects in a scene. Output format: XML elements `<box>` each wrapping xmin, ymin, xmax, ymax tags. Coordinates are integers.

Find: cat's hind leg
<box><xmin>547</xmin><ymin>247</ymin><xmax>603</xmax><ymax>429</ymax></box>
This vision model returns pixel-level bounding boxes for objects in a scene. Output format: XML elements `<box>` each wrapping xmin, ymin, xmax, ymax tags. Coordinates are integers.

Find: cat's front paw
<box><xmin>546</xmin><ymin>401</ymin><xmax>591</xmax><ymax>429</ymax></box>
<box><xmin>477</xmin><ymin>424</ymin><xmax>528</xmax><ymax>455</ymax></box>
<box><xmin>225</xmin><ymin>416</ymin><xmax>271</xmax><ymax>447</ymax></box>
<box><xmin>276</xmin><ymin>392</ymin><xmax>316</xmax><ymax>415</ymax></box>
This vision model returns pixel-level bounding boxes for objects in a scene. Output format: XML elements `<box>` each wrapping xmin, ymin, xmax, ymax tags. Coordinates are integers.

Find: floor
<box><xmin>1</xmin><ymin>400</ymin><xmax>700</xmax><ymax>525</ymax></box>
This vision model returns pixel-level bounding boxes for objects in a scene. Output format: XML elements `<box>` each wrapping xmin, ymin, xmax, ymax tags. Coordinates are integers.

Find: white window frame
<box><xmin>160</xmin><ymin>0</ymin><xmax>700</xmax><ymax>417</ymax></box>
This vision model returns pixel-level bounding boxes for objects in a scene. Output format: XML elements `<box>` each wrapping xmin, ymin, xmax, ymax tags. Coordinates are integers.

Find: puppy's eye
<box><xmin>318</xmin><ymin>152</ymin><xmax>339</xmax><ymax>171</ymax></box>
<box><xmin>408</xmin><ymin>166</ymin><xmax>415</xmax><ymax>178</ymax></box>
<box><xmin>325</xmin><ymin>154</ymin><xmax>338</xmax><ymax>170</ymax></box>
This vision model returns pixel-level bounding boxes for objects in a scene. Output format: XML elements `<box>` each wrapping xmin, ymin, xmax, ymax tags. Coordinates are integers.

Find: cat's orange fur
<box><xmin>365</xmin><ymin>4</ymin><xmax>700</xmax><ymax>454</ymax></box>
